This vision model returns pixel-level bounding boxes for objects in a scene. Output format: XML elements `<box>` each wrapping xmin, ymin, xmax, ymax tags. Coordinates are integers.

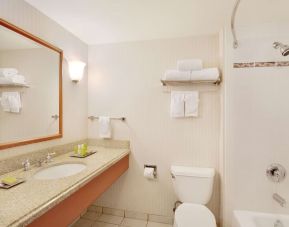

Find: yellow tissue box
<box><xmin>1</xmin><ymin>176</ymin><xmax>17</xmax><ymax>185</ymax></box>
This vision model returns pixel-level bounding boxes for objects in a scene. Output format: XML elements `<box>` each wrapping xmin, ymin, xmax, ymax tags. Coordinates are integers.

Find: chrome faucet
<box><xmin>273</xmin><ymin>193</ymin><xmax>286</xmax><ymax>207</ymax></box>
<box><xmin>36</xmin><ymin>152</ymin><xmax>56</xmax><ymax>167</ymax></box>
<box><xmin>46</xmin><ymin>152</ymin><xmax>56</xmax><ymax>163</ymax></box>
<box><xmin>22</xmin><ymin>159</ymin><xmax>30</xmax><ymax>171</ymax></box>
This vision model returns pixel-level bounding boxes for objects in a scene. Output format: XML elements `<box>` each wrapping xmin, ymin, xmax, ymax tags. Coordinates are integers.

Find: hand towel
<box><xmin>177</xmin><ymin>59</ymin><xmax>203</xmax><ymax>71</ymax></box>
<box><xmin>0</xmin><ymin>92</ymin><xmax>21</xmax><ymax>113</ymax></box>
<box><xmin>184</xmin><ymin>91</ymin><xmax>199</xmax><ymax>117</ymax></box>
<box><xmin>0</xmin><ymin>93</ymin><xmax>10</xmax><ymax>112</ymax></box>
<box><xmin>0</xmin><ymin>68</ymin><xmax>18</xmax><ymax>77</ymax></box>
<box><xmin>98</xmin><ymin>116</ymin><xmax>111</xmax><ymax>139</ymax></box>
<box><xmin>163</xmin><ymin>70</ymin><xmax>190</xmax><ymax>81</ymax></box>
<box><xmin>170</xmin><ymin>92</ymin><xmax>185</xmax><ymax>118</ymax></box>
<box><xmin>190</xmin><ymin>68</ymin><xmax>220</xmax><ymax>81</ymax></box>
<box><xmin>8</xmin><ymin>92</ymin><xmax>22</xmax><ymax>113</ymax></box>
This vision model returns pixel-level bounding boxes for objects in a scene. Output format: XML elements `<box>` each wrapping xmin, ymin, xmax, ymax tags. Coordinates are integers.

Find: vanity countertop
<box><xmin>0</xmin><ymin>146</ymin><xmax>130</xmax><ymax>227</ymax></box>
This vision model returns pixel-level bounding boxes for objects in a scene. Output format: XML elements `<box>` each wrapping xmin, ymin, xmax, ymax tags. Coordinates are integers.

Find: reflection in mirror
<box><xmin>0</xmin><ymin>19</ymin><xmax>62</xmax><ymax>149</ymax></box>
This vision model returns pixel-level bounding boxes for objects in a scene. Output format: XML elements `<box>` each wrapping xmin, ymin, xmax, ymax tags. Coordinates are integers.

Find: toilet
<box><xmin>171</xmin><ymin>165</ymin><xmax>216</xmax><ymax>227</ymax></box>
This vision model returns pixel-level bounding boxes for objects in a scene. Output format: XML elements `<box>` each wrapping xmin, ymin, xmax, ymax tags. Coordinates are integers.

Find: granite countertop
<box><xmin>0</xmin><ymin>146</ymin><xmax>130</xmax><ymax>227</ymax></box>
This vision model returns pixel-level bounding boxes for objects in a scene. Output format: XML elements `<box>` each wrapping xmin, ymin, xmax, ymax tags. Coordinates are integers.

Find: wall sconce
<box><xmin>68</xmin><ymin>60</ymin><xmax>86</xmax><ymax>83</ymax></box>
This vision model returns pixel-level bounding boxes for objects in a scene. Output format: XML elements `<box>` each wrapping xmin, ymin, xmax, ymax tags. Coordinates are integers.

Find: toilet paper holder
<box><xmin>144</xmin><ymin>165</ymin><xmax>157</xmax><ymax>178</ymax></box>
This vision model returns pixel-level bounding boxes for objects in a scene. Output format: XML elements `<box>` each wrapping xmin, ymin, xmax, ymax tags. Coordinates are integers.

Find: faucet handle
<box><xmin>46</xmin><ymin>152</ymin><xmax>56</xmax><ymax>163</ymax></box>
<box><xmin>22</xmin><ymin>159</ymin><xmax>30</xmax><ymax>171</ymax></box>
<box><xmin>266</xmin><ymin>164</ymin><xmax>286</xmax><ymax>183</ymax></box>
<box><xmin>36</xmin><ymin>158</ymin><xmax>45</xmax><ymax>167</ymax></box>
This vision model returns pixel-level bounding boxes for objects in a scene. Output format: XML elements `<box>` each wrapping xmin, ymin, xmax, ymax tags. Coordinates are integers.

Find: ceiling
<box><xmin>24</xmin><ymin>0</ymin><xmax>289</xmax><ymax>45</ymax></box>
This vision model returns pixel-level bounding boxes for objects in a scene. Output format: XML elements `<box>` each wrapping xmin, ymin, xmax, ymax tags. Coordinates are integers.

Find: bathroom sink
<box><xmin>33</xmin><ymin>162</ymin><xmax>87</xmax><ymax>180</ymax></box>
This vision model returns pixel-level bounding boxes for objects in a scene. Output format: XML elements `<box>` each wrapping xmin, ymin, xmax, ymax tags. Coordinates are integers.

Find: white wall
<box><xmin>0</xmin><ymin>0</ymin><xmax>88</xmax><ymax>159</ymax></box>
<box><xmin>223</xmin><ymin>23</ymin><xmax>289</xmax><ymax>226</ymax></box>
<box><xmin>88</xmin><ymin>35</ymin><xmax>222</xmax><ymax>220</ymax></box>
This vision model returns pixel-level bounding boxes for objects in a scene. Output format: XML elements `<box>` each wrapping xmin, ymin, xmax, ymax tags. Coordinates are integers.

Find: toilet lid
<box><xmin>175</xmin><ymin>203</ymin><xmax>216</xmax><ymax>227</ymax></box>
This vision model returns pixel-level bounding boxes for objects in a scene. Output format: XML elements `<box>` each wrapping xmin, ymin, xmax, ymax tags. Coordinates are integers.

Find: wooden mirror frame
<box><xmin>0</xmin><ymin>18</ymin><xmax>63</xmax><ymax>150</ymax></box>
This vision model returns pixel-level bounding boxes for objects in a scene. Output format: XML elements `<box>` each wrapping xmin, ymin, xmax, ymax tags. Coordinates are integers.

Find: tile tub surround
<box><xmin>233</xmin><ymin>61</ymin><xmax>289</xmax><ymax>68</ymax></box>
<box><xmin>0</xmin><ymin>146</ymin><xmax>130</xmax><ymax>227</ymax></box>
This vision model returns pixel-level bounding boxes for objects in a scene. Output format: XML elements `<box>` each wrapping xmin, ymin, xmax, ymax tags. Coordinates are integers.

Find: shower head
<box><xmin>273</xmin><ymin>42</ymin><xmax>289</xmax><ymax>56</ymax></box>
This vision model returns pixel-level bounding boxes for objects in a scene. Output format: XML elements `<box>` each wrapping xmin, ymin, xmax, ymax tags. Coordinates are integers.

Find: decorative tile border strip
<box><xmin>234</xmin><ymin>62</ymin><xmax>255</xmax><ymax>68</ymax></box>
<box><xmin>234</xmin><ymin>61</ymin><xmax>289</xmax><ymax>68</ymax></box>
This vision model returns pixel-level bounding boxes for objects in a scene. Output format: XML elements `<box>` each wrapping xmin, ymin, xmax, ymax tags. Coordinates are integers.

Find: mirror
<box><xmin>0</xmin><ymin>19</ymin><xmax>63</xmax><ymax>150</ymax></box>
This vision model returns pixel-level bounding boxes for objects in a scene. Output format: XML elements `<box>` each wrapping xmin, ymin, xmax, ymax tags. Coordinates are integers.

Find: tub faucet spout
<box><xmin>273</xmin><ymin>193</ymin><xmax>286</xmax><ymax>207</ymax></box>
<box><xmin>275</xmin><ymin>220</ymin><xmax>283</xmax><ymax>227</ymax></box>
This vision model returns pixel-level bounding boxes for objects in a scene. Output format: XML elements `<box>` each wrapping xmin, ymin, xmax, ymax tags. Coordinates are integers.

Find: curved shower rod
<box><xmin>231</xmin><ymin>0</ymin><xmax>241</xmax><ymax>48</ymax></box>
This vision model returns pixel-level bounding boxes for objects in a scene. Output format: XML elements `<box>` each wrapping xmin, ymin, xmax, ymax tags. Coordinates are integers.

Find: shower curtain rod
<box><xmin>88</xmin><ymin>116</ymin><xmax>126</xmax><ymax>121</ymax></box>
<box><xmin>231</xmin><ymin>0</ymin><xmax>241</xmax><ymax>49</ymax></box>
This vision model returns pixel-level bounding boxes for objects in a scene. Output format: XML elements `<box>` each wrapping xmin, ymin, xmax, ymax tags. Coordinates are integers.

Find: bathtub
<box><xmin>233</xmin><ymin>210</ymin><xmax>289</xmax><ymax>227</ymax></box>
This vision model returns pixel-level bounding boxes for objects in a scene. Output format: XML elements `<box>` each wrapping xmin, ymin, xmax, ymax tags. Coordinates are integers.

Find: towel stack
<box><xmin>0</xmin><ymin>68</ymin><xmax>26</xmax><ymax>84</ymax></box>
<box><xmin>163</xmin><ymin>59</ymin><xmax>219</xmax><ymax>82</ymax></box>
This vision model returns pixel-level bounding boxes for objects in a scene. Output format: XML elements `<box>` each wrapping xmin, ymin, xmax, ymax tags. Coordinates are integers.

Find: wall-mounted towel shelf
<box><xmin>161</xmin><ymin>78</ymin><xmax>221</xmax><ymax>86</ymax></box>
<box><xmin>88</xmin><ymin>116</ymin><xmax>126</xmax><ymax>121</ymax></box>
<box><xmin>0</xmin><ymin>83</ymin><xmax>29</xmax><ymax>88</ymax></box>
<box><xmin>0</xmin><ymin>78</ymin><xmax>29</xmax><ymax>88</ymax></box>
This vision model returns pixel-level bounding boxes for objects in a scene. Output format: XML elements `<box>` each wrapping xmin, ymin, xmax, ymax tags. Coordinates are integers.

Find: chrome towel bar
<box><xmin>88</xmin><ymin>116</ymin><xmax>126</xmax><ymax>121</ymax></box>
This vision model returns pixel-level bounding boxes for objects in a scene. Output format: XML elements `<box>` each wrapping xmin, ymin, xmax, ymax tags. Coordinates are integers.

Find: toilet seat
<box><xmin>174</xmin><ymin>203</ymin><xmax>216</xmax><ymax>227</ymax></box>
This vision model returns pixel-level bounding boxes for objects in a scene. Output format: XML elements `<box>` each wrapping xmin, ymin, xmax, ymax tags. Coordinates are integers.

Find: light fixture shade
<box><xmin>68</xmin><ymin>61</ymin><xmax>86</xmax><ymax>82</ymax></box>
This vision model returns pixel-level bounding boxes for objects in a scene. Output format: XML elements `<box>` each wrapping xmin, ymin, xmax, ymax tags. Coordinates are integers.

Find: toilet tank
<box><xmin>171</xmin><ymin>165</ymin><xmax>215</xmax><ymax>204</ymax></box>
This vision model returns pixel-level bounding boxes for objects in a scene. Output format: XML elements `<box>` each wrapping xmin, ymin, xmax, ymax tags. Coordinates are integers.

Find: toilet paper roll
<box><xmin>144</xmin><ymin>167</ymin><xmax>155</xmax><ymax>179</ymax></box>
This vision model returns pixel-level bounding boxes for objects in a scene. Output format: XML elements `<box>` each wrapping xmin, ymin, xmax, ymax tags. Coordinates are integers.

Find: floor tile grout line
<box><xmin>75</xmin><ymin>210</ymin><xmax>173</xmax><ymax>227</ymax></box>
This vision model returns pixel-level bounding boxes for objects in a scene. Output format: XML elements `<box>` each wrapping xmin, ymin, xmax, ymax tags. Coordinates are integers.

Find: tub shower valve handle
<box><xmin>266</xmin><ymin>164</ymin><xmax>286</xmax><ymax>183</ymax></box>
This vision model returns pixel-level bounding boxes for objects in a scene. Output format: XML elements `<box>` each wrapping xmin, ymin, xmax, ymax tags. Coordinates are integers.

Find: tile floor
<box><xmin>72</xmin><ymin>211</ymin><xmax>173</xmax><ymax>227</ymax></box>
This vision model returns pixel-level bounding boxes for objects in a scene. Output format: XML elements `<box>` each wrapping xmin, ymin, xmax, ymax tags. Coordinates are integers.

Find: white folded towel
<box><xmin>0</xmin><ymin>68</ymin><xmax>18</xmax><ymax>77</ymax></box>
<box><xmin>10</xmin><ymin>75</ymin><xmax>26</xmax><ymax>84</ymax></box>
<box><xmin>163</xmin><ymin>70</ymin><xmax>190</xmax><ymax>81</ymax></box>
<box><xmin>0</xmin><ymin>75</ymin><xmax>26</xmax><ymax>85</ymax></box>
<box><xmin>170</xmin><ymin>92</ymin><xmax>185</xmax><ymax>118</ymax></box>
<box><xmin>0</xmin><ymin>92</ymin><xmax>22</xmax><ymax>113</ymax></box>
<box><xmin>190</xmin><ymin>68</ymin><xmax>219</xmax><ymax>81</ymax></box>
<box><xmin>98</xmin><ymin>116</ymin><xmax>111</xmax><ymax>139</ymax></box>
<box><xmin>163</xmin><ymin>68</ymin><xmax>219</xmax><ymax>82</ymax></box>
<box><xmin>177</xmin><ymin>59</ymin><xmax>203</xmax><ymax>71</ymax></box>
<box><xmin>184</xmin><ymin>91</ymin><xmax>199</xmax><ymax>117</ymax></box>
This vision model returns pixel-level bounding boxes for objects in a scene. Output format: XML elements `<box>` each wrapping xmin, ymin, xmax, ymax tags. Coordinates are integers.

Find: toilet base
<box><xmin>174</xmin><ymin>203</ymin><xmax>216</xmax><ymax>227</ymax></box>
